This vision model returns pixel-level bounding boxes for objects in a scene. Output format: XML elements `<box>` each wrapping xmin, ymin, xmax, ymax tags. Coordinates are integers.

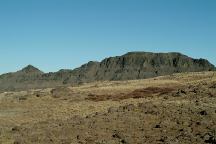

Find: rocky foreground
<box><xmin>0</xmin><ymin>71</ymin><xmax>216</xmax><ymax>143</ymax></box>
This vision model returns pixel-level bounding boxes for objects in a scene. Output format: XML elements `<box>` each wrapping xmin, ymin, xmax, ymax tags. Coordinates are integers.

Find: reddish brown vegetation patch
<box><xmin>86</xmin><ymin>87</ymin><xmax>176</xmax><ymax>101</ymax></box>
<box><xmin>86</xmin><ymin>93</ymin><xmax>118</xmax><ymax>102</ymax></box>
<box><xmin>128</xmin><ymin>87</ymin><xmax>175</xmax><ymax>98</ymax></box>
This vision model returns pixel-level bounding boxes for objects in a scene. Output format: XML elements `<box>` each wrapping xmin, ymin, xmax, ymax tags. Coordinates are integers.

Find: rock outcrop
<box><xmin>0</xmin><ymin>52</ymin><xmax>215</xmax><ymax>91</ymax></box>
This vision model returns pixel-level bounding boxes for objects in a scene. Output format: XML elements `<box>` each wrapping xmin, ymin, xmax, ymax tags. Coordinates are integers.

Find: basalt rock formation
<box><xmin>0</xmin><ymin>52</ymin><xmax>215</xmax><ymax>91</ymax></box>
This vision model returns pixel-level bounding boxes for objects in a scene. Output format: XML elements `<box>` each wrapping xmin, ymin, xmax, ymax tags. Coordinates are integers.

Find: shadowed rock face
<box><xmin>0</xmin><ymin>52</ymin><xmax>215</xmax><ymax>91</ymax></box>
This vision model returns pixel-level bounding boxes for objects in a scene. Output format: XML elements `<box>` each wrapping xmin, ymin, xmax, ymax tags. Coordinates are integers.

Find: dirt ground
<box><xmin>0</xmin><ymin>71</ymin><xmax>216</xmax><ymax>144</ymax></box>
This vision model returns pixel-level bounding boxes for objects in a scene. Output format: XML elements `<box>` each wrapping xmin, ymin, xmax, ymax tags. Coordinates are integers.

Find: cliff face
<box><xmin>74</xmin><ymin>52</ymin><xmax>215</xmax><ymax>82</ymax></box>
<box><xmin>0</xmin><ymin>52</ymin><xmax>215</xmax><ymax>91</ymax></box>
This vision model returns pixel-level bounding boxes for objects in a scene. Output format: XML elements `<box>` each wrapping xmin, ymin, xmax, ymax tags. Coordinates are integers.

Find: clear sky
<box><xmin>0</xmin><ymin>0</ymin><xmax>215</xmax><ymax>74</ymax></box>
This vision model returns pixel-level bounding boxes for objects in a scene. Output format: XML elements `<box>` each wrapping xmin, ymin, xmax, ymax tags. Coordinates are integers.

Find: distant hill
<box><xmin>0</xmin><ymin>52</ymin><xmax>215</xmax><ymax>91</ymax></box>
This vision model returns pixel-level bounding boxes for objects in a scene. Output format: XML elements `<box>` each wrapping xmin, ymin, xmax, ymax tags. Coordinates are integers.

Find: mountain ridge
<box><xmin>0</xmin><ymin>52</ymin><xmax>215</xmax><ymax>91</ymax></box>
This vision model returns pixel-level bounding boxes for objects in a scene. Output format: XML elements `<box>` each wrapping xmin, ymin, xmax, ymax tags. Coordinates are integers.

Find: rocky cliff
<box><xmin>0</xmin><ymin>52</ymin><xmax>215</xmax><ymax>91</ymax></box>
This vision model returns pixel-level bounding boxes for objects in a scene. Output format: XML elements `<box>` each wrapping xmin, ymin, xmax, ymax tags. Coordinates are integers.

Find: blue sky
<box><xmin>0</xmin><ymin>0</ymin><xmax>215</xmax><ymax>74</ymax></box>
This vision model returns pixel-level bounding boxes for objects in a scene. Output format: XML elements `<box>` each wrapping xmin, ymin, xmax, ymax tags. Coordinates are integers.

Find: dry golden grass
<box><xmin>0</xmin><ymin>71</ymin><xmax>215</xmax><ymax>124</ymax></box>
<box><xmin>0</xmin><ymin>71</ymin><xmax>215</xmax><ymax>143</ymax></box>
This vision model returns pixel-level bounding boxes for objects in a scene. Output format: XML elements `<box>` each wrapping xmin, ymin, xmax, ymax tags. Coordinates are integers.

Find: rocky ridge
<box><xmin>0</xmin><ymin>52</ymin><xmax>215</xmax><ymax>91</ymax></box>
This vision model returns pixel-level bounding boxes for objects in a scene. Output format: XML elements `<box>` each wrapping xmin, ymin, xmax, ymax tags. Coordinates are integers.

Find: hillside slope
<box><xmin>0</xmin><ymin>71</ymin><xmax>216</xmax><ymax>143</ymax></box>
